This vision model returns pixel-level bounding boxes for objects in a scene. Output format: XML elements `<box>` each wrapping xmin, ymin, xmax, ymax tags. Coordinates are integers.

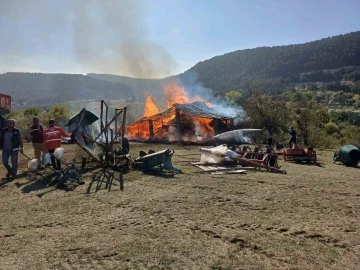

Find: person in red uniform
<box><xmin>43</xmin><ymin>119</ymin><xmax>71</xmax><ymax>170</ymax></box>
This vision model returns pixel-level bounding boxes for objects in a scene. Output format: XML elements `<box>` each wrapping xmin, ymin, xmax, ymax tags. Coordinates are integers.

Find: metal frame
<box><xmin>95</xmin><ymin>100</ymin><xmax>127</xmax><ymax>156</ymax></box>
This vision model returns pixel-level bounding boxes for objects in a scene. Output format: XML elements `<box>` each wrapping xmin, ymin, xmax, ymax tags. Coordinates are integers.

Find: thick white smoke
<box><xmin>0</xmin><ymin>0</ymin><xmax>176</xmax><ymax>78</ymax></box>
<box><xmin>70</xmin><ymin>0</ymin><xmax>176</xmax><ymax>78</ymax></box>
<box><xmin>176</xmin><ymin>71</ymin><xmax>246</xmax><ymax>119</ymax></box>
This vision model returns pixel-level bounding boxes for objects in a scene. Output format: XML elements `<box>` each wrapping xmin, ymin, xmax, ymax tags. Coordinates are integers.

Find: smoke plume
<box><xmin>176</xmin><ymin>72</ymin><xmax>246</xmax><ymax>119</ymax></box>
<box><xmin>71</xmin><ymin>0</ymin><xmax>176</xmax><ymax>78</ymax></box>
<box><xmin>0</xmin><ymin>0</ymin><xmax>176</xmax><ymax>78</ymax></box>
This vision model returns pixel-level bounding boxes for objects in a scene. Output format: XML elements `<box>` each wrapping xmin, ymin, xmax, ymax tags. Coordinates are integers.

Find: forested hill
<box><xmin>0</xmin><ymin>73</ymin><xmax>133</xmax><ymax>106</ymax></box>
<box><xmin>188</xmin><ymin>31</ymin><xmax>360</xmax><ymax>93</ymax></box>
<box><xmin>3</xmin><ymin>31</ymin><xmax>360</xmax><ymax>106</ymax></box>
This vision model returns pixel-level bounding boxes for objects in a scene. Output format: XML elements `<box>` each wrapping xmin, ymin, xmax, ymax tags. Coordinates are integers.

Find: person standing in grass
<box><xmin>0</xmin><ymin>119</ymin><xmax>23</xmax><ymax>179</ymax></box>
<box><xmin>29</xmin><ymin>117</ymin><xmax>48</xmax><ymax>167</ymax></box>
<box><xmin>288</xmin><ymin>127</ymin><xmax>297</xmax><ymax>148</ymax></box>
<box><xmin>264</xmin><ymin>128</ymin><xmax>273</xmax><ymax>147</ymax></box>
<box><xmin>43</xmin><ymin>119</ymin><xmax>71</xmax><ymax>171</ymax></box>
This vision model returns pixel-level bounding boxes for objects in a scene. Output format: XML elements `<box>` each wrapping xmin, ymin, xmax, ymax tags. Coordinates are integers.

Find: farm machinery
<box><xmin>282</xmin><ymin>144</ymin><xmax>317</xmax><ymax>164</ymax></box>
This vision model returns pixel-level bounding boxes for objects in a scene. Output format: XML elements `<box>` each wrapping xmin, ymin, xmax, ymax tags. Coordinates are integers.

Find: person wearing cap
<box><xmin>0</xmin><ymin>119</ymin><xmax>23</xmax><ymax>179</ymax></box>
<box><xmin>29</xmin><ymin>117</ymin><xmax>48</xmax><ymax>166</ymax></box>
<box><xmin>43</xmin><ymin>119</ymin><xmax>71</xmax><ymax>170</ymax></box>
<box><xmin>288</xmin><ymin>127</ymin><xmax>297</xmax><ymax>148</ymax></box>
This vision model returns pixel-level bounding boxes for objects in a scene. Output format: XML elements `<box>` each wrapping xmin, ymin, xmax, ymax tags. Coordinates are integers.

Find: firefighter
<box><xmin>43</xmin><ymin>119</ymin><xmax>71</xmax><ymax>171</ymax></box>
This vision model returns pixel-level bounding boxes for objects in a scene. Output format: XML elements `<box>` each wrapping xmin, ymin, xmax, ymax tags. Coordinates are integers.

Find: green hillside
<box><xmin>188</xmin><ymin>31</ymin><xmax>360</xmax><ymax>93</ymax></box>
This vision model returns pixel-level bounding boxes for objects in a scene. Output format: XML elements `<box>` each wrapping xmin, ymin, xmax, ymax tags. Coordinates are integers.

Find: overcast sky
<box><xmin>0</xmin><ymin>0</ymin><xmax>359</xmax><ymax>78</ymax></box>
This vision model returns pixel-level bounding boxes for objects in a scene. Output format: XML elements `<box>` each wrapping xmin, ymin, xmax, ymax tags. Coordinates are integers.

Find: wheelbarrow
<box><xmin>134</xmin><ymin>149</ymin><xmax>181</xmax><ymax>174</ymax></box>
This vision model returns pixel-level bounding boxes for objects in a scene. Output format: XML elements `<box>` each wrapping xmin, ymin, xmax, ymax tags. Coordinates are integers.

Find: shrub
<box><xmin>325</xmin><ymin>122</ymin><xmax>340</xmax><ymax>135</ymax></box>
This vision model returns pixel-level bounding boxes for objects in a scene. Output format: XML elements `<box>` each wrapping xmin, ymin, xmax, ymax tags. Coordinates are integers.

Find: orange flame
<box><xmin>143</xmin><ymin>95</ymin><xmax>159</xmax><ymax>117</ymax></box>
<box><xmin>163</xmin><ymin>82</ymin><xmax>214</xmax><ymax>107</ymax></box>
<box><xmin>164</xmin><ymin>82</ymin><xmax>189</xmax><ymax>108</ymax></box>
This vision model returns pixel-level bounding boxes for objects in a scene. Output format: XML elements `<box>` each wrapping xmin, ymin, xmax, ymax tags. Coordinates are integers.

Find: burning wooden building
<box><xmin>126</xmin><ymin>101</ymin><xmax>238</xmax><ymax>142</ymax></box>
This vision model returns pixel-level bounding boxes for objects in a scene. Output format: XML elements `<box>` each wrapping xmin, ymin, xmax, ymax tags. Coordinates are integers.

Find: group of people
<box><xmin>0</xmin><ymin>117</ymin><xmax>72</xmax><ymax>179</ymax></box>
<box><xmin>264</xmin><ymin>127</ymin><xmax>298</xmax><ymax>149</ymax></box>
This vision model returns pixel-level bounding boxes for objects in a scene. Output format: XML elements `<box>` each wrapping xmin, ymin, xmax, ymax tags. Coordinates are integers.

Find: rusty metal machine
<box><xmin>283</xmin><ymin>144</ymin><xmax>317</xmax><ymax>164</ymax></box>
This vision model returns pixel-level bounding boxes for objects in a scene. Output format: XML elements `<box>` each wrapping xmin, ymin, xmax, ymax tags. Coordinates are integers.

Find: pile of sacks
<box><xmin>27</xmin><ymin>148</ymin><xmax>65</xmax><ymax>171</ymax></box>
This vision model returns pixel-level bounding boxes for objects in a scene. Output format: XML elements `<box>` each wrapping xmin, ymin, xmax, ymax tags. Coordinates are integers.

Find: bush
<box><xmin>325</xmin><ymin>122</ymin><xmax>340</xmax><ymax>135</ymax></box>
<box><xmin>308</xmin><ymin>127</ymin><xmax>340</xmax><ymax>149</ymax></box>
<box><xmin>23</xmin><ymin>107</ymin><xmax>42</xmax><ymax>117</ymax></box>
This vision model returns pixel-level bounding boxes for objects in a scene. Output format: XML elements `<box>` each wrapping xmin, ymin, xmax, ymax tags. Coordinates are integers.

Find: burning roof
<box><xmin>173</xmin><ymin>102</ymin><xmax>234</xmax><ymax>120</ymax></box>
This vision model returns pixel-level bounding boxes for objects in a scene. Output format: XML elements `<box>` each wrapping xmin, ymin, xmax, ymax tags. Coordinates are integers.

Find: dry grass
<box><xmin>0</xmin><ymin>142</ymin><xmax>359</xmax><ymax>270</ymax></box>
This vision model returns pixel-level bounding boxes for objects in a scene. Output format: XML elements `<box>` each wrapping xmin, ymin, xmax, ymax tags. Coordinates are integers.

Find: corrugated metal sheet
<box><xmin>66</xmin><ymin>109</ymin><xmax>99</xmax><ymax>126</ymax></box>
<box><xmin>173</xmin><ymin>102</ymin><xmax>233</xmax><ymax>120</ymax></box>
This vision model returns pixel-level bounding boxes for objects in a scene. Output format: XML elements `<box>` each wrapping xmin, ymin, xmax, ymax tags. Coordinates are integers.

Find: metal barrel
<box><xmin>337</xmin><ymin>145</ymin><xmax>360</xmax><ymax>166</ymax></box>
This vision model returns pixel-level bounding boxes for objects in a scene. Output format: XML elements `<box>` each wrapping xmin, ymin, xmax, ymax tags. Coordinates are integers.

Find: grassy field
<box><xmin>0</xmin><ymin>143</ymin><xmax>359</xmax><ymax>270</ymax></box>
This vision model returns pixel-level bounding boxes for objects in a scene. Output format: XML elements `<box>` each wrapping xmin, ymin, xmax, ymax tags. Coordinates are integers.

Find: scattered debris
<box><xmin>24</xmin><ymin>151</ymin><xmax>84</xmax><ymax>188</ymax></box>
<box><xmin>51</xmin><ymin>158</ymin><xmax>83</xmax><ymax>188</ymax></box>
<box><xmin>192</xmin><ymin>163</ymin><xmax>247</xmax><ymax>175</ymax></box>
<box><xmin>197</xmin><ymin>145</ymin><xmax>286</xmax><ymax>174</ymax></box>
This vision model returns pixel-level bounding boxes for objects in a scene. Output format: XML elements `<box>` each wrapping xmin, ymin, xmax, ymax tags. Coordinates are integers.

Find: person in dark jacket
<box><xmin>0</xmin><ymin>119</ymin><xmax>23</xmax><ymax>178</ymax></box>
<box><xmin>29</xmin><ymin>117</ymin><xmax>48</xmax><ymax>165</ymax></box>
<box><xmin>288</xmin><ymin>127</ymin><xmax>297</xmax><ymax>148</ymax></box>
